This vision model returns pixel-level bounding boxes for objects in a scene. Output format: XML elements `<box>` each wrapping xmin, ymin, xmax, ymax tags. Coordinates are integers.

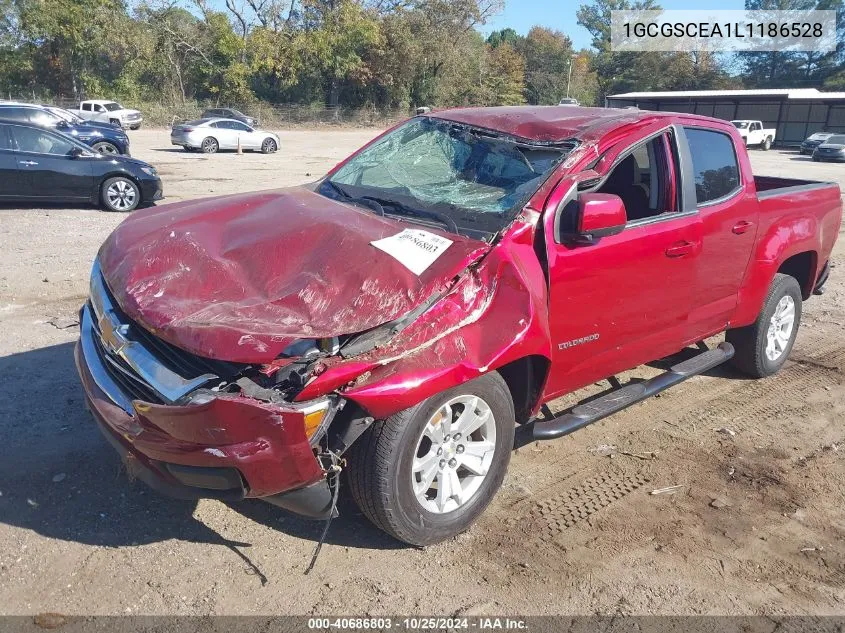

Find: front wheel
<box><xmin>101</xmin><ymin>176</ymin><xmax>140</xmax><ymax>212</ymax></box>
<box><xmin>201</xmin><ymin>137</ymin><xmax>219</xmax><ymax>153</ymax></box>
<box><xmin>261</xmin><ymin>138</ymin><xmax>277</xmax><ymax>154</ymax></box>
<box><xmin>346</xmin><ymin>372</ymin><xmax>515</xmax><ymax>546</ymax></box>
<box><xmin>726</xmin><ymin>273</ymin><xmax>802</xmax><ymax>378</ymax></box>
<box><xmin>92</xmin><ymin>141</ymin><xmax>119</xmax><ymax>156</ymax></box>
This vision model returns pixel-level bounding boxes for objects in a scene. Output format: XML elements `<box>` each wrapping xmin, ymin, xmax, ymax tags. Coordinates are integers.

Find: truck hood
<box><xmin>98</xmin><ymin>187</ymin><xmax>490</xmax><ymax>363</ymax></box>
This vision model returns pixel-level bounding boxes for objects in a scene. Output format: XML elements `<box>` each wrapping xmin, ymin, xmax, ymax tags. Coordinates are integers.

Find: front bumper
<box><xmin>139</xmin><ymin>177</ymin><xmax>164</xmax><ymax>202</ymax></box>
<box><xmin>74</xmin><ymin>295</ymin><xmax>334</xmax><ymax>518</ymax></box>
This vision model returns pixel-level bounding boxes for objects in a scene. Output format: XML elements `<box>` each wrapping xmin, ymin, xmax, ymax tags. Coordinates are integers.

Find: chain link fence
<box><xmin>18</xmin><ymin>96</ymin><xmax>412</xmax><ymax>129</ymax></box>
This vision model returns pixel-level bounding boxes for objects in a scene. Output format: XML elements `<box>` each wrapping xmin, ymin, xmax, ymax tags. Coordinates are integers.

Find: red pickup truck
<box><xmin>75</xmin><ymin>107</ymin><xmax>841</xmax><ymax>546</ymax></box>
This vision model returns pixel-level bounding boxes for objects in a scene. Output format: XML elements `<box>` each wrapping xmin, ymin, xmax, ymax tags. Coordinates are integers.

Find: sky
<box><xmin>481</xmin><ymin>0</ymin><xmax>746</xmax><ymax>50</ymax></box>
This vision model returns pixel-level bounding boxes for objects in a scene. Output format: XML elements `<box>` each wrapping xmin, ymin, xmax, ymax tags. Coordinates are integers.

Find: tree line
<box><xmin>0</xmin><ymin>0</ymin><xmax>842</xmax><ymax>112</ymax></box>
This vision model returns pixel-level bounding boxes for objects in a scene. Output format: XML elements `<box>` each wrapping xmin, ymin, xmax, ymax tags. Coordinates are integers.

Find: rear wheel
<box><xmin>92</xmin><ymin>141</ymin><xmax>119</xmax><ymax>156</ymax></box>
<box><xmin>201</xmin><ymin>137</ymin><xmax>219</xmax><ymax>153</ymax></box>
<box><xmin>762</xmin><ymin>136</ymin><xmax>772</xmax><ymax>151</ymax></box>
<box><xmin>101</xmin><ymin>176</ymin><xmax>140</xmax><ymax>212</ymax></box>
<box><xmin>347</xmin><ymin>372</ymin><xmax>515</xmax><ymax>546</ymax></box>
<box><xmin>726</xmin><ymin>273</ymin><xmax>802</xmax><ymax>378</ymax></box>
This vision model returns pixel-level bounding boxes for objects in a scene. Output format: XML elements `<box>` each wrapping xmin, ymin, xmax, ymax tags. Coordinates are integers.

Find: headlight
<box><xmin>140</xmin><ymin>166</ymin><xmax>157</xmax><ymax>177</ymax></box>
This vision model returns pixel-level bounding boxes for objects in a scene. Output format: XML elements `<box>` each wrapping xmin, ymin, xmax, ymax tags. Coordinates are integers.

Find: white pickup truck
<box><xmin>731</xmin><ymin>120</ymin><xmax>776</xmax><ymax>150</ymax></box>
<box><xmin>70</xmin><ymin>100</ymin><xmax>143</xmax><ymax>130</ymax></box>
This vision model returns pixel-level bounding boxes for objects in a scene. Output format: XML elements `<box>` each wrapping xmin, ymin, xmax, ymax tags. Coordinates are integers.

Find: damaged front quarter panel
<box><xmin>295</xmin><ymin>215</ymin><xmax>553</xmax><ymax>421</ymax></box>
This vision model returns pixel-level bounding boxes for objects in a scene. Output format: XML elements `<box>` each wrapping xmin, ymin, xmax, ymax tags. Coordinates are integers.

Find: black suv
<box><xmin>201</xmin><ymin>107</ymin><xmax>257</xmax><ymax>126</ymax></box>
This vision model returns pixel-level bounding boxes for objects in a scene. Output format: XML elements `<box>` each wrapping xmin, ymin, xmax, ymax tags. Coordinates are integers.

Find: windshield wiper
<box><xmin>363</xmin><ymin>195</ymin><xmax>459</xmax><ymax>234</ymax></box>
<box><xmin>324</xmin><ymin>180</ymin><xmax>385</xmax><ymax>217</ymax></box>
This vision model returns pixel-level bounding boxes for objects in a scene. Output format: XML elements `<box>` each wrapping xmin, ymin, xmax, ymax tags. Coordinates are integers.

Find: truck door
<box><xmin>679</xmin><ymin>125</ymin><xmax>759</xmax><ymax>335</ymax></box>
<box><xmin>541</xmin><ymin>127</ymin><xmax>703</xmax><ymax>400</ymax></box>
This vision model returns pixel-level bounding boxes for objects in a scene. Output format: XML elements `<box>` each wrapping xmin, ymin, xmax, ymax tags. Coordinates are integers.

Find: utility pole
<box><xmin>566</xmin><ymin>54</ymin><xmax>578</xmax><ymax>98</ymax></box>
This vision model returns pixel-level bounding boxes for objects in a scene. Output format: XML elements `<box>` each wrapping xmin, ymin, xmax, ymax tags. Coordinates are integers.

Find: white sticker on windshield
<box><xmin>370</xmin><ymin>229</ymin><xmax>453</xmax><ymax>275</ymax></box>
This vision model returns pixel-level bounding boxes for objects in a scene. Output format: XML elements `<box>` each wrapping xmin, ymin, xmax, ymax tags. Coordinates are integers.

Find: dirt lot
<box><xmin>0</xmin><ymin>128</ymin><xmax>843</xmax><ymax>617</ymax></box>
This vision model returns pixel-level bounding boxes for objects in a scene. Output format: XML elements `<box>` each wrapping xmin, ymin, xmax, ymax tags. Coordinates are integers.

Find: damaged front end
<box><xmin>76</xmin><ymin>260</ymin><xmax>354</xmax><ymax>518</ymax></box>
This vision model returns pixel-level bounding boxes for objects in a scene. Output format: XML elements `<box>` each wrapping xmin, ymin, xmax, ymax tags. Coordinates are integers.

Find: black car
<box><xmin>0</xmin><ymin>103</ymin><xmax>131</xmax><ymax>156</ymax></box>
<box><xmin>812</xmin><ymin>134</ymin><xmax>845</xmax><ymax>162</ymax></box>
<box><xmin>800</xmin><ymin>132</ymin><xmax>835</xmax><ymax>155</ymax></box>
<box><xmin>0</xmin><ymin>119</ymin><xmax>162</xmax><ymax>212</ymax></box>
<box><xmin>201</xmin><ymin>107</ymin><xmax>257</xmax><ymax>126</ymax></box>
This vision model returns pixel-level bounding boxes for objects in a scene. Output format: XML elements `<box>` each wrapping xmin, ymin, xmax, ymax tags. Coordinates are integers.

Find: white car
<box><xmin>731</xmin><ymin>120</ymin><xmax>776</xmax><ymax>150</ymax></box>
<box><xmin>170</xmin><ymin>118</ymin><xmax>280</xmax><ymax>154</ymax></box>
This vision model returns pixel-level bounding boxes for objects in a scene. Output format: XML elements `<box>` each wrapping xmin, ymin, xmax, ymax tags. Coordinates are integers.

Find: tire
<box><xmin>726</xmin><ymin>273</ymin><xmax>802</xmax><ymax>378</ymax></box>
<box><xmin>101</xmin><ymin>176</ymin><xmax>140</xmax><ymax>212</ymax></box>
<box><xmin>201</xmin><ymin>137</ymin><xmax>219</xmax><ymax>153</ymax></box>
<box><xmin>109</xmin><ymin>118</ymin><xmax>121</xmax><ymax>127</ymax></box>
<box><xmin>812</xmin><ymin>155</ymin><xmax>820</xmax><ymax>162</ymax></box>
<box><xmin>762</xmin><ymin>136</ymin><xmax>772</xmax><ymax>151</ymax></box>
<box><xmin>130</xmin><ymin>124</ymin><xmax>141</xmax><ymax>130</ymax></box>
<box><xmin>92</xmin><ymin>141</ymin><xmax>119</xmax><ymax>156</ymax></box>
<box><xmin>261</xmin><ymin>138</ymin><xmax>277</xmax><ymax>154</ymax></box>
<box><xmin>346</xmin><ymin>372</ymin><xmax>515</xmax><ymax>546</ymax></box>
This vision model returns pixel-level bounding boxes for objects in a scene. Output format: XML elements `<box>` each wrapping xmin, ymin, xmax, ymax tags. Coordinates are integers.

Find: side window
<box><xmin>0</xmin><ymin>107</ymin><xmax>29</xmax><ymax>122</ymax></box>
<box><xmin>231</xmin><ymin>121</ymin><xmax>250</xmax><ymax>131</ymax></box>
<box><xmin>0</xmin><ymin>124</ymin><xmax>11</xmax><ymax>150</ymax></box>
<box><xmin>596</xmin><ymin>132</ymin><xmax>674</xmax><ymax>222</ymax></box>
<box><xmin>684</xmin><ymin>128</ymin><xmax>741</xmax><ymax>204</ymax></box>
<box><xmin>13</xmin><ymin>126</ymin><xmax>75</xmax><ymax>155</ymax></box>
<box><xmin>94</xmin><ymin>104</ymin><xmax>105</xmax><ymax>112</ymax></box>
<box><xmin>82</xmin><ymin>103</ymin><xmax>92</xmax><ymax>111</ymax></box>
<box><xmin>752</xmin><ymin>122</ymin><xmax>761</xmax><ymax>131</ymax></box>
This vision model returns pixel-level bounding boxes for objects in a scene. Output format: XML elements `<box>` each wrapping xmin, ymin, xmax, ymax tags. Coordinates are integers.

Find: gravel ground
<box><xmin>0</xmin><ymin>128</ymin><xmax>843</xmax><ymax>617</ymax></box>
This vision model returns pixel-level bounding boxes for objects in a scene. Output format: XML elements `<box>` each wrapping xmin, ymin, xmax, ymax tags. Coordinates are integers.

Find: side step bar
<box><xmin>532</xmin><ymin>342</ymin><xmax>735</xmax><ymax>441</ymax></box>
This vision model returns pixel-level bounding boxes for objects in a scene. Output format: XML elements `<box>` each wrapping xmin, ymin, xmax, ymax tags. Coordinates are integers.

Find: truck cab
<box><xmin>75</xmin><ymin>107</ymin><xmax>841</xmax><ymax>547</ymax></box>
<box><xmin>75</xmin><ymin>100</ymin><xmax>143</xmax><ymax>130</ymax></box>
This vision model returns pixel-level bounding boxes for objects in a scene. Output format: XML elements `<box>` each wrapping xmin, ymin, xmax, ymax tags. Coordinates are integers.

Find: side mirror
<box><xmin>69</xmin><ymin>147</ymin><xmax>88</xmax><ymax>159</ymax></box>
<box><xmin>563</xmin><ymin>193</ymin><xmax>627</xmax><ymax>245</ymax></box>
<box><xmin>56</xmin><ymin>120</ymin><xmax>69</xmax><ymax>129</ymax></box>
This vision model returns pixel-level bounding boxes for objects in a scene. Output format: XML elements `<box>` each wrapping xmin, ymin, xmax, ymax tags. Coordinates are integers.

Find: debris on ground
<box><xmin>588</xmin><ymin>444</ymin><xmax>617</xmax><ymax>457</ymax></box>
<box><xmin>650</xmin><ymin>485</ymin><xmax>683</xmax><ymax>496</ymax></box>
<box><xmin>714</xmin><ymin>427</ymin><xmax>737</xmax><ymax>437</ymax></box>
<box><xmin>619</xmin><ymin>450</ymin><xmax>657</xmax><ymax>460</ymax></box>
<box><xmin>46</xmin><ymin>316</ymin><xmax>79</xmax><ymax>330</ymax></box>
<box><xmin>710</xmin><ymin>497</ymin><xmax>732</xmax><ymax>509</ymax></box>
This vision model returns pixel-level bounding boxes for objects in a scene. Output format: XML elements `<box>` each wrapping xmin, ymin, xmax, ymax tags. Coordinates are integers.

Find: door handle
<box><xmin>19</xmin><ymin>160</ymin><xmax>38</xmax><ymax>166</ymax></box>
<box><xmin>665</xmin><ymin>241</ymin><xmax>694</xmax><ymax>258</ymax></box>
<box><xmin>732</xmin><ymin>220</ymin><xmax>753</xmax><ymax>235</ymax></box>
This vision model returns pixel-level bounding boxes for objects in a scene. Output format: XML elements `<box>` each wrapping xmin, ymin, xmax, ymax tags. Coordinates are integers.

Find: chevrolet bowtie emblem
<box><xmin>98</xmin><ymin>314</ymin><xmax>124</xmax><ymax>353</ymax></box>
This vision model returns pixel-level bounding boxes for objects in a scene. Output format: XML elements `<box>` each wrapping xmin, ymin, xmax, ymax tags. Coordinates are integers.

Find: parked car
<box><xmin>0</xmin><ymin>119</ymin><xmax>161</xmax><ymax>211</ymax></box>
<box><xmin>69</xmin><ymin>100</ymin><xmax>143</xmax><ymax>130</ymax></box>
<box><xmin>0</xmin><ymin>103</ymin><xmax>130</xmax><ymax>155</ymax></box>
<box><xmin>812</xmin><ymin>134</ymin><xmax>845</xmax><ymax>162</ymax></box>
<box><xmin>76</xmin><ymin>107</ymin><xmax>840</xmax><ymax>545</ymax></box>
<box><xmin>170</xmin><ymin>118</ymin><xmax>279</xmax><ymax>153</ymax></box>
<box><xmin>731</xmin><ymin>120</ymin><xmax>776</xmax><ymax>150</ymax></box>
<box><xmin>558</xmin><ymin>98</ymin><xmax>580</xmax><ymax>106</ymax></box>
<box><xmin>201</xmin><ymin>107</ymin><xmax>257</xmax><ymax>126</ymax></box>
<box><xmin>800</xmin><ymin>131</ymin><xmax>835</xmax><ymax>155</ymax></box>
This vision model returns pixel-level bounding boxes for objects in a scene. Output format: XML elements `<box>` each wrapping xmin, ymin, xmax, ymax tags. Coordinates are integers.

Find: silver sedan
<box><xmin>170</xmin><ymin>118</ymin><xmax>279</xmax><ymax>154</ymax></box>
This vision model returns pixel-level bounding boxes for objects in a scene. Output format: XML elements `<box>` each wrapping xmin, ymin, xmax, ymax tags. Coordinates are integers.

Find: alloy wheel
<box><xmin>765</xmin><ymin>295</ymin><xmax>796</xmax><ymax>361</ymax></box>
<box><xmin>411</xmin><ymin>395</ymin><xmax>497</xmax><ymax>514</ymax></box>
<box><xmin>106</xmin><ymin>179</ymin><xmax>137</xmax><ymax>211</ymax></box>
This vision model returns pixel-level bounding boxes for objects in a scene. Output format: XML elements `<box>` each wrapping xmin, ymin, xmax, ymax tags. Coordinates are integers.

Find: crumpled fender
<box><xmin>295</xmin><ymin>214</ymin><xmax>552</xmax><ymax>420</ymax></box>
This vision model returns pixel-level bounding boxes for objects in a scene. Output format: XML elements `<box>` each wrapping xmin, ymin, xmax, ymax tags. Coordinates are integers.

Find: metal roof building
<box><xmin>606</xmin><ymin>88</ymin><xmax>845</xmax><ymax>146</ymax></box>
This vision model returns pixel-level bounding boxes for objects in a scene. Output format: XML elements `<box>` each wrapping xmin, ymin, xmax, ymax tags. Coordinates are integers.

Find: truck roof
<box><xmin>428</xmin><ymin>105</ymin><xmax>720</xmax><ymax>143</ymax></box>
<box><xmin>82</xmin><ymin>99</ymin><xmax>118</xmax><ymax>104</ymax></box>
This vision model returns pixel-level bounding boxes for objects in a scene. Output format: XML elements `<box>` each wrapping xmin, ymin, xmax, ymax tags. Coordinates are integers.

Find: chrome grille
<box><xmin>83</xmin><ymin>260</ymin><xmax>243</xmax><ymax>411</ymax></box>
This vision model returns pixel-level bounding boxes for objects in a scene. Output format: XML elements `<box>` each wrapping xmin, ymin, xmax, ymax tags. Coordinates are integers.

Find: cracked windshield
<box><xmin>323</xmin><ymin>117</ymin><xmax>573</xmax><ymax>237</ymax></box>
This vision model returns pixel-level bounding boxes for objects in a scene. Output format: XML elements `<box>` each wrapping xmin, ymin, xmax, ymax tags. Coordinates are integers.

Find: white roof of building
<box><xmin>608</xmin><ymin>88</ymin><xmax>845</xmax><ymax>100</ymax></box>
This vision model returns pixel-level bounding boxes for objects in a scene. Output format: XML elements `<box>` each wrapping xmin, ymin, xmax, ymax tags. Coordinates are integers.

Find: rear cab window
<box><xmin>683</xmin><ymin>128</ymin><xmax>741</xmax><ymax>204</ymax></box>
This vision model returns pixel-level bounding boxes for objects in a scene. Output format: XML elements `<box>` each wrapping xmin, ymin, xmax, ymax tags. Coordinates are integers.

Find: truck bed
<box><xmin>754</xmin><ymin>175</ymin><xmax>837</xmax><ymax>199</ymax></box>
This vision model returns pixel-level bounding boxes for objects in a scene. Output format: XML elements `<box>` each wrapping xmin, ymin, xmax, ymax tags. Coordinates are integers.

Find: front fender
<box><xmin>297</xmin><ymin>219</ymin><xmax>552</xmax><ymax>420</ymax></box>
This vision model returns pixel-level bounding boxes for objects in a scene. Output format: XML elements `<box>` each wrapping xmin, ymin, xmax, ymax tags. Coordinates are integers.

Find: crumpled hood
<box><xmin>99</xmin><ymin>187</ymin><xmax>490</xmax><ymax>363</ymax></box>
